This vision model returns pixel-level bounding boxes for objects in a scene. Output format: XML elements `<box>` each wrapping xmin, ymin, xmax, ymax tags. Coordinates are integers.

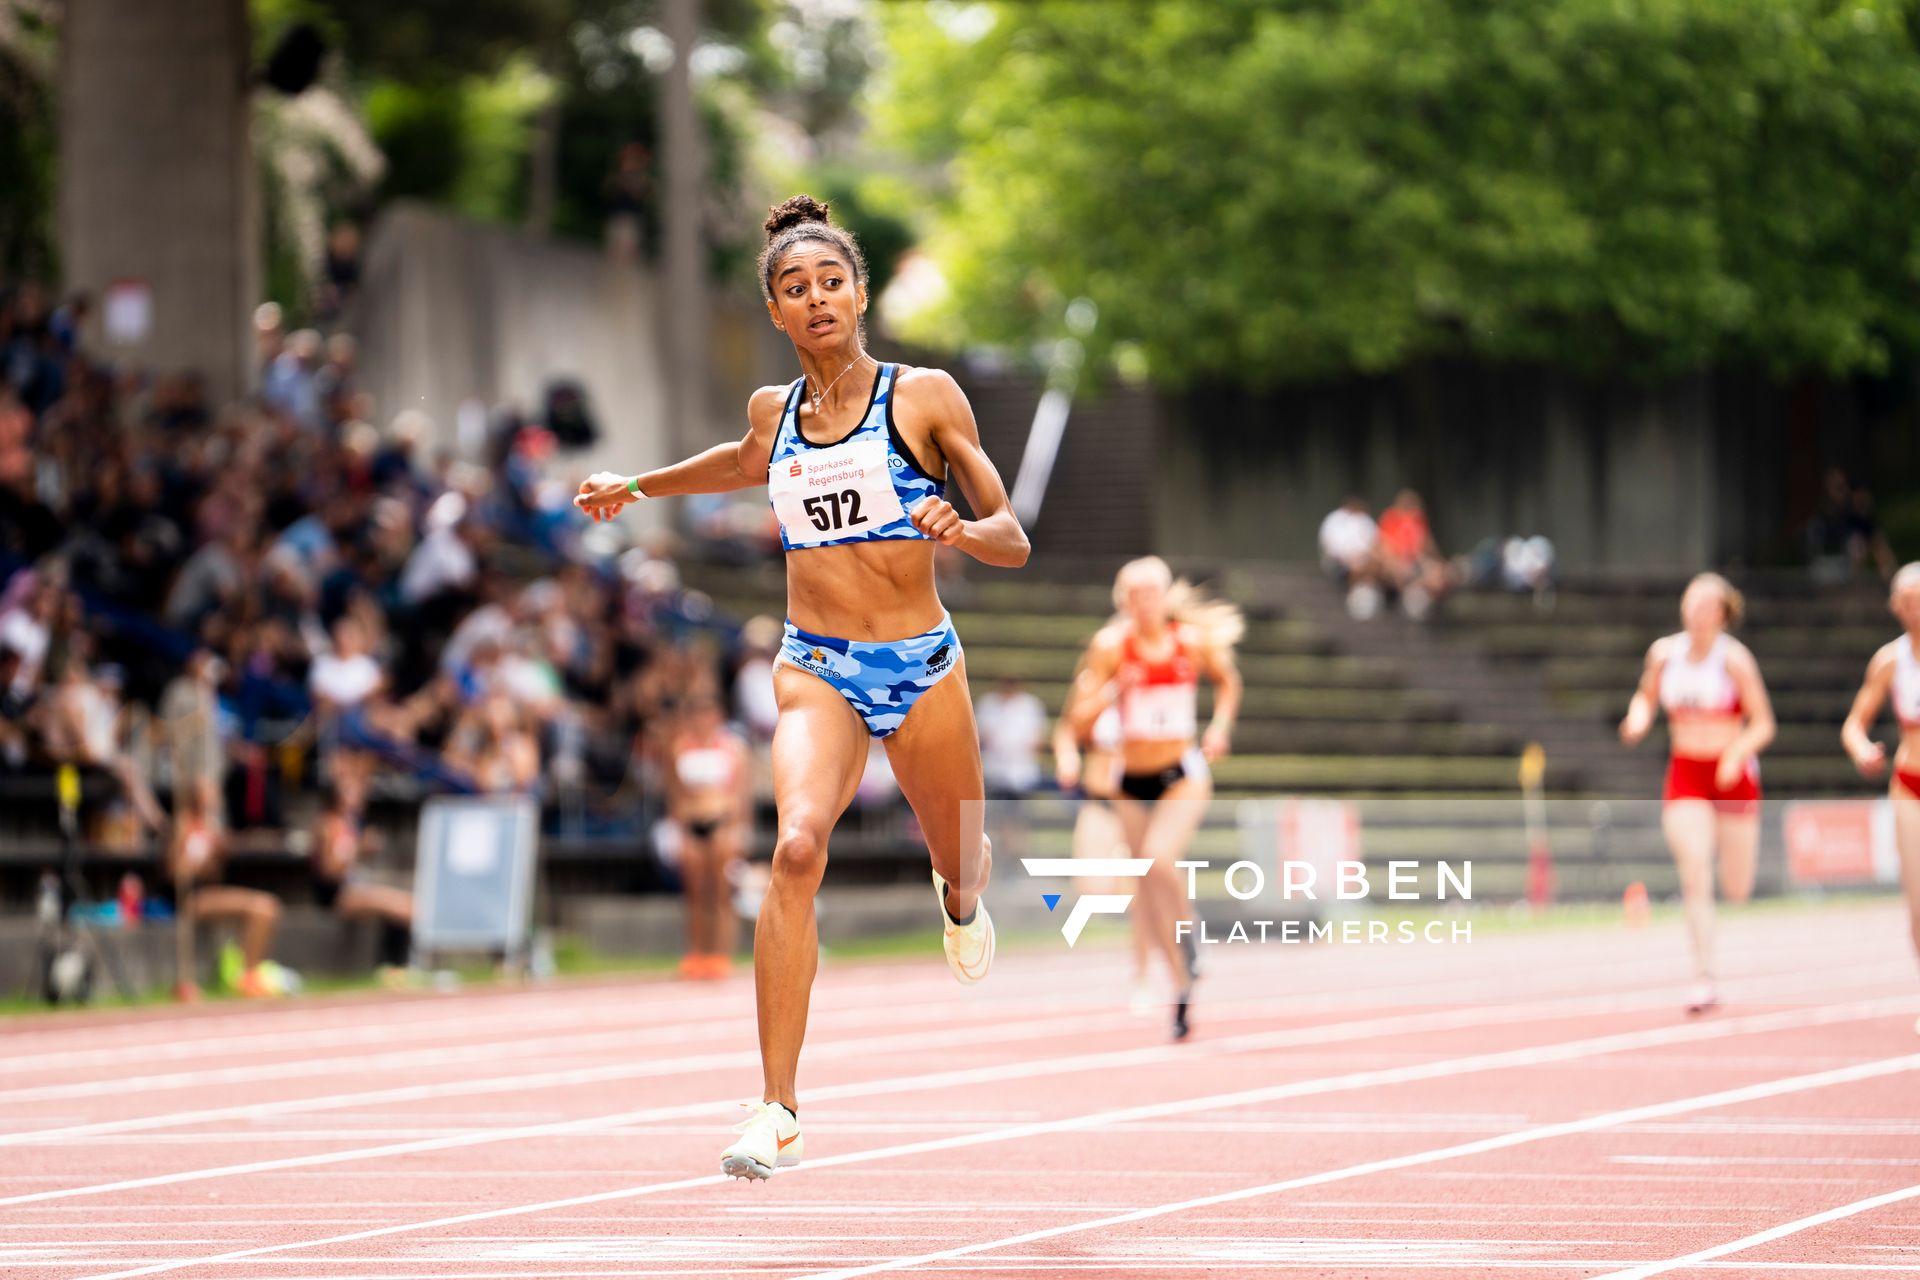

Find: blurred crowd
<box><xmin>0</xmin><ymin>278</ymin><xmax>800</xmax><ymax>888</ymax></box>
<box><xmin>1320</xmin><ymin>489</ymin><xmax>1560</xmax><ymax>622</ymax></box>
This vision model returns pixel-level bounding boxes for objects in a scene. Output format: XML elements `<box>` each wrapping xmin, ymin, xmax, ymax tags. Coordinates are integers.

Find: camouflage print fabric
<box><xmin>775</xmin><ymin>614</ymin><xmax>961</xmax><ymax>738</ymax></box>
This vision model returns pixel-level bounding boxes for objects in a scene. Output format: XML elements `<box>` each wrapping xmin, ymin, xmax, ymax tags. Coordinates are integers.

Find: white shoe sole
<box><xmin>720</xmin><ymin>1150</ymin><xmax>800</xmax><ymax>1180</ymax></box>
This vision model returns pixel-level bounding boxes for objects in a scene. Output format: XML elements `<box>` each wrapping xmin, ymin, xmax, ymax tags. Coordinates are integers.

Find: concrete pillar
<box><xmin>660</xmin><ymin>0</ymin><xmax>710</xmax><ymax>461</ymax></box>
<box><xmin>60</xmin><ymin>0</ymin><xmax>256</xmax><ymax>405</ymax></box>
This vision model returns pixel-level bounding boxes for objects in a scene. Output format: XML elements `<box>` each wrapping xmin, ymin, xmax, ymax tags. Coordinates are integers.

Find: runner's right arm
<box><xmin>575</xmin><ymin>386</ymin><xmax>783</xmax><ymax>519</ymax></box>
<box><xmin>1841</xmin><ymin>643</ymin><xmax>1896</xmax><ymax>777</ymax></box>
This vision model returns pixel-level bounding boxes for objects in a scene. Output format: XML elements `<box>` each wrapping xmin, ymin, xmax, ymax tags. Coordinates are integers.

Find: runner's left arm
<box><xmin>1720</xmin><ymin>642</ymin><xmax>1777</xmax><ymax>780</ymax></box>
<box><xmin>899</xmin><ymin>369</ymin><xmax>1030</xmax><ymax>568</ymax></box>
<box><xmin>1198</xmin><ymin>633</ymin><xmax>1242</xmax><ymax>762</ymax></box>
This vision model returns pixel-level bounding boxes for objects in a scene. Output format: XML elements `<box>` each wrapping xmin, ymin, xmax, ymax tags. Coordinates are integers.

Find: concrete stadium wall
<box><xmin>59</xmin><ymin>0</ymin><xmax>256</xmax><ymax>405</ymax></box>
<box><xmin>1151</xmin><ymin>364</ymin><xmax>1872</xmax><ymax>573</ymax></box>
<box><xmin>352</xmin><ymin>205</ymin><xmax>804</xmax><ymax>534</ymax></box>
<box><xmin>353</xmin><ymin>205</ymin><xmax>676</xmax><ymax>531</ymax></box>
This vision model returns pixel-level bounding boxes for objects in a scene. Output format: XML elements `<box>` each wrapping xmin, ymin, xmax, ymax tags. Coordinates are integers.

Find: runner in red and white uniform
<box><xmin>1839</xmin><ymin>562</ymin><xmax>1920</xmax><ymax>1028</ymax></box>
<box><xmin>1071</xmin><ymin>557</ymin><xmax>1242</xmax><ymax>1040</ymax></box>
<box><xmin>1621</xmin><ymin>572</ymin><xmax>1776</xmax><ymax>1014</ymax></box>
<box><xmin>667</xmin><ymin>693</ymin><xmax>752</xmax><ymax>981</ymax></box>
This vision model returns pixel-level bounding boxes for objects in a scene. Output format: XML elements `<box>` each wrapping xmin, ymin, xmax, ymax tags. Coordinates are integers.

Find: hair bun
<box><xmin>764</xmin><ymin>194</ymin><xmax>832</xmax><ymax>239</ymax></box>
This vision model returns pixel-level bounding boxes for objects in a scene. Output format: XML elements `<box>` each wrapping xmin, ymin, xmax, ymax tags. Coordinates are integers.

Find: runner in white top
<box><xmin>1839</xmin><ymin>562</ymin><xmax>1920</xmax><ymax>1031</ymax></box>
<box><xmin>1070</xmin><ymin>557</ymin><xmax>1243</xmax><ymax>1041</ymax></box>
<box><xmin>1621</xmin><ymin>572</ymin><xmax>1775</xmax><ymax>1014</ymax></box>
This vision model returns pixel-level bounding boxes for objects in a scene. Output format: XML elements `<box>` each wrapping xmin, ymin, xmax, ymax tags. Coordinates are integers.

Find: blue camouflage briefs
<box><xmin>777</xmin><ymin>614</ymin><xmax>962</xmax><ymax>737</ymax></box>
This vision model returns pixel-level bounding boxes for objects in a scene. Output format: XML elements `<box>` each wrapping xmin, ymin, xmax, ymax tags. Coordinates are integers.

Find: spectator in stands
<box><xmin>0</xmin><ymin>572</ymin><xmax>55</xmax><ymax>694</ymax></box>
<box><xmin>0</xmin><ymin>645</ymin><xmax>33</xmax><ymax>769</ymax></box>
<box><xmin>1318</xmin><ymin>496</ymin><xmax>1384</xmax><ymax>620</ymax></box>
<box><xmin>315</xmin><ymin>222</ymin><xmax>363</xmax><ymax>323</ymax></box>
<box><xmin>445</xmin><ymin>691</ymin><xmax>541</xmax><ymax>794</ymax></box>
<box><xmin>159</xmin><ymin>647</ymin><xmax>233</xmax><ymax>830</ymax></box>
<box><xmin>732</xmin><ymin>615</ymin><xmax>782</xmax><ymax>747</ymax></box>
<box><xmin>604</xmin><ymin>141</ymin><xmax>657</xmax><ymax>263</ymax></box>
<box><xmin>166</xmin><ymin>797</ymin><xmax>284</xmax><ymax>1000</ymax></box>
<box><xmin>1377</xmin><ymin>488</ymin><xmax>1452</xmax><ymax>620</ymax></box>
<box><xmin>399</xmin><ymin>495</ymin><xmax>482</xmax><ymax>608</ymax></box>
<box><xmin>978</xmin><ymin>675</ymin><xmax>1049</xmax><ymax>798</ymax></box>
<box><xmin>310</xmin><ymin>786</ymin><xmax>413</xmax><ymax>978</ymax></box>
<box><xmin>309</xmin><ymin>615</ymin><xmax>385</xmax><ymax>815</ymax></box>
<box><xmin>1848</xmin><ymin>485</ymin><xmax>1898</xmax><ymax>581</ymax></box>
<box><xmin>263</xmin><ymin>329</ymin><xmax>326</xmax><ymax>432</ymax></box>
<box><xmin>42</xmin><ymin>656</ymin><xmax>167</xmax><ymax>841</ymax></box>
<box><xmin>49</xmin><ymin>291</ymin><xmax>90</xmax><ymax>357</ymax></box>
<box><xmin>253</xmin><ymin>302</ymin><xmax>285</xmax><ymax>375</ymax></box>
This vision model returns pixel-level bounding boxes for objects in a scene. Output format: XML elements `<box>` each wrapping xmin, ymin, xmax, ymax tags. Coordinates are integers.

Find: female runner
<box><xmin>1053</xmin><ymin>653</ymin><xmax>1151</xmax><ymax>1011</ymax></box>
<box><xmin>575</xmin><ymin>195</ymin><xmax>1028</xmax><ymax>1179</ymax></box>
<box><xmin>1069</xmin><ymin>557</ymin><xmax>1242</xmax><ymax>1040</ymax></box>
<box><xmin>1620</xmin><ymin>572</ymin><xmax>1776</xmax><ymax>1014</ymax></box>
<box><xmin>1839</xmin><ymin>562</ymin><xmax>1920</xmax><ymax>1026</ymax></box>
<box><xmin>666</xmin><ymin>692</ymin><xmax>752</xmax><ymax>980</ymax></box>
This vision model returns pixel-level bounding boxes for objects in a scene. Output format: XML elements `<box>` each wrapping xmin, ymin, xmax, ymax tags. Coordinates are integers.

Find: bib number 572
<box><xmin>802</xmin><ymin>489</ymin><xmax>868</xmax><ymax>532</ymax></box>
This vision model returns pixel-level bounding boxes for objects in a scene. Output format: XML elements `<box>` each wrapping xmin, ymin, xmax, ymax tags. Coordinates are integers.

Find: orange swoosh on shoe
<box><xmin>777</xmin><ymin>1133</ymin><xmax>798</xmax><ymax>1151</ymax></box>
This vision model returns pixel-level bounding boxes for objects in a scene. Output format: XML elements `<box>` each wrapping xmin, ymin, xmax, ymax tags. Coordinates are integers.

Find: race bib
<box><xmin>1122</xmin><ymin>685</ymin><xmax>1198</xmax><ymax>741</ymax></box>
<box><xmin>769</xmin><ymin>437</ymin><xmax>906</xmax><ymax>547</ymax></box>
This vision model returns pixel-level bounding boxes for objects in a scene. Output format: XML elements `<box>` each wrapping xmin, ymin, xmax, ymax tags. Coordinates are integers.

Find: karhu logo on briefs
<box><xmin>1021</xmin><ymin>858</ymin><xmax>1154</xmax><ymax>946</ymax></box>
<box><xmin>925</xmin><ymin>643</ymin><xmax>953</xmax><ymax>674</ymax></box>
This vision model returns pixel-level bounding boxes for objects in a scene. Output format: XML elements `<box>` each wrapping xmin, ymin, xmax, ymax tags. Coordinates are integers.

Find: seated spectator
<box><xmin>158</xmin><ymin>648</ymin><xmax>232</xmax><ymax>829</ymax></box>
<box><xmin>42</xmin><ymin>656</ymin><xmax>167</xmax><ymax>842</ymax></box>
<box><xmin>165</xmin><ymin>790</ymin><xmax>284</xmax><ymax>1000</ymax></box>
<box><xmin>1377</xmin><ymin>488</ymin><xmax>1452</xmax><ymax>621</ymax></box>
<box><xmin>1847</xmin><ymin>485</ymin><xmax>1898</xmax><ymax>581</ymax></box>
<box><xmin>1318</xmin><ymin>496</ymin><xmax>1384</xmax><ymax>620</ymax></box>
<box><xmin>445</xmin><ymin>691</ymin><xmax>542</xmax><ymax>794</ymax></box>
<box><xmin>309</xmin><ymin>615</ymin><xmax>385</xmax><ymax>815</ymax></box>
<box><xmin>977</xmin><ymin>675</ymin><xmax>1048</xmax><ymax>799</ymax></box>
<box><xmin>310</xmin><ymin>788</ymin><xmax>414</xmax><ymax>978</ymax></box>
<box><xmin>0</xmin><ymin>645</ymin><xmax>33</xmax><ymax>769</ymax></box>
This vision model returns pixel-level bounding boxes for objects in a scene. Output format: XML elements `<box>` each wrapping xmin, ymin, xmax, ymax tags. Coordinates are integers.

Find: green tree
<box><xmin>878</xmin><ymin>0</ymin><xmax>1920</xmax><ymax>385</ymax></box>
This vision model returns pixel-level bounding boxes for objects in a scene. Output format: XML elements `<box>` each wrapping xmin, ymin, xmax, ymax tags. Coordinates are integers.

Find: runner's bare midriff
<box><xmin>1897</xmin><ymin>727</ymin><xmax>1920</xmax><ymax>776</ymax></box>
<box><xmin>1668</xmin><ymin>713</ymin><xmax>1743</xmax><ymax>761</ymax></box>
<box><xmin>785</xmin><ymin>538</ymin><xmax>945</xmax><ymax>640</ymax></box>
<box><xmin>1122</xmin><ymin>739</ymin><xmax>1191</xmax><ymax>776</ymax></box>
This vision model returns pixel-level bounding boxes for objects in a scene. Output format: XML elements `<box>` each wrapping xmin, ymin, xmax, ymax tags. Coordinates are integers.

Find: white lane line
<box><xmin>1590</xmin><ymin>1180</ymin><xmax>1920</xmax><ymax>1279</ymax></box>
<box><xmin>0</xmin><ymin>989</ymin><xmax>1006</xmax><ymax>1105</ymax></box>
<box><xmin>0</xmin><ymin>910</ymin><xmax>1882</xmax><ymax>1076</ymax></box>
<box><xmin>6</xmin><ymin>944</ymin><xmax>1886</xmax><ymax>1152</ymax></box>
<box><xmin>64</xmin><ymin>995</ymin><xmax>1916</xmax><ymax>1280</ymax></box>
<box><xmin>0</xmin><ymin>992</ymin><xmax>1152</xmax><ymax>1152</ymax></box>
<box><xmin>0</xmin><ymin>986</ymin><xmax>1683</xmax><ymax>1204</ymax></box>
<box><xmin>0</xmin><ymin>963</ymin><xmax>1112</xmax><ymax>1081</ymax></box>
<box><xmin>794</xmin><ymin>1046</ymin><xmax>1920</xmax><ymax>1278</ymax></box>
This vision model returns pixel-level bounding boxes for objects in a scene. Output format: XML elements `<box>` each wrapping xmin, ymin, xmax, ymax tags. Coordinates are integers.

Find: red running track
<box><xmin>2</xmin><ymin>900</ymin><xmax>1918</xmax><ymax>1279</ymax></box>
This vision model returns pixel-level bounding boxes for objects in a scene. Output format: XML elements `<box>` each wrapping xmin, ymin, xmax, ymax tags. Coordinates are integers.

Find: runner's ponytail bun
<box><xmin>764</xmin><ymin>194</ymin><xmax>833</xmax><ymax>238</ymax></box>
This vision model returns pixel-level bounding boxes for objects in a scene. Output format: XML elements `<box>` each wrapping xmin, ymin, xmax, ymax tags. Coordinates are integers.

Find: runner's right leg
<box><xmin>753</xmin><ymin>665</ymin><xmax>866</xmax><ymax>1112</ymax></box>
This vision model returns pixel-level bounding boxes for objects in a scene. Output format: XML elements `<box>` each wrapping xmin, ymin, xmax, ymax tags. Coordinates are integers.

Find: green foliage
<box><xmin>0</xmin><ymin>1</ymin><xmax>56</xmax><ymax>279</ymax></box>
<box><xmin>878</xmin><ymin>0</ymin><xmax>1920</xmax><ymax>386</ymax></box>
<box><xmin>363</xmin><ymin>63</ymin><xmax>551</xmax><ymax>224</ymax></box>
